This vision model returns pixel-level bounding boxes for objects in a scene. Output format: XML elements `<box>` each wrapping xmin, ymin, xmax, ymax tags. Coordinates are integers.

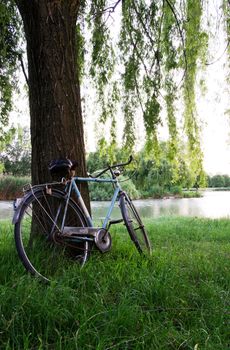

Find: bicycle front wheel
<box><xmin>14</xmin><ymin>188</ymin><xmax>91</xmax><ymax>282</ymax></box>
<box><xmin>120</xmin><ymin>193</ymin><xmax>151</xmax><ymax>255</ymax></box>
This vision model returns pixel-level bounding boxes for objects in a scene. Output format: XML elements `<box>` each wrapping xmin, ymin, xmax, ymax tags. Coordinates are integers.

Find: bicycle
<box><xmin>13</xmin><ymin>156</ymin><xmax>151</xmax><ymax>282</ymax></box>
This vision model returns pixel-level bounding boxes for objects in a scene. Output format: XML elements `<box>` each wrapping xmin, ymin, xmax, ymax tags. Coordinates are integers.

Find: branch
<box><xmin>164</xmin><ymin>0</ymin><xmax>188</xmax><ymax>84</ymax></box>
<box><xmin>91</xmin><ymin>0</ymin><xmax>122</xmax><ymax>19</ymax></box>
<box><xmin>126</xmin><ymin>11</ymin><xmax>150</xmax><ymax>78</ymax></box>
<box><xmin>131</xmin><ymin>1</ymin><xmax>155</xmax><ymax>48</ymax></box>
<box><xmin>19</xmin><ymin>53</ymin><xmax>29</xmax><ymax>86</ymax></box>
<box><xmin>103</xmin><ymin>0</ymin><xmax>122</xmax><ymax>14</ymax></box>
<box><xmin>205</xmin><ymin>39</ymin><xmax>230</xmax><ymax>66</ymax></box>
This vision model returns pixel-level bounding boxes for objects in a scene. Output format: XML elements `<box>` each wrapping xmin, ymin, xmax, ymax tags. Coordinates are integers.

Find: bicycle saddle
<box><xmin>48</xmin><ymin>158</ymin><xmax>78</xmax><ymax>178</ymax></box>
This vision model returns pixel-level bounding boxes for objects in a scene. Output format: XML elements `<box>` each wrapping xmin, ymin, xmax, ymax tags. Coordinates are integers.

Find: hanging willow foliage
<box><xmin>223</xmin><ymin>0</ymin><xmax>230</xmax><ymax>83</ymax></box>
<box><xmin>182</xmin><ymin>0</ymin><xmax>208</xmax><ymax>182</ymax></box>
<box><xmin>85</xmin><ymin>0</ymin><xmax>211</xmax><ymax>183</ymax></box>
<box><xmin>161</xmin><ymin>0</ymin><xmax>180</xmax><ymax>180</ymax></box>
<box><xmin>0</xmin><ymin>0</ymin><xmax>21</xmax><ymax>145</ymax></box>
<box><xmin>1</xmin><ymin>0</ymin><xmax>229</xmax><ymax>182</ymax></box>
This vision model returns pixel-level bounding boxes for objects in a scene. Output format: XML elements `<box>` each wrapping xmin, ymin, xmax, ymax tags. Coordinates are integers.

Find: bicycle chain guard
<box><xmin>62</xmin><ymin>227</ymin><xmax>112</xmax><ymax>253</ymax></box>
<box><xmin>94</xmin><ymin>229</ymin><xmax>112</xmax><ymax>253</ymax></box>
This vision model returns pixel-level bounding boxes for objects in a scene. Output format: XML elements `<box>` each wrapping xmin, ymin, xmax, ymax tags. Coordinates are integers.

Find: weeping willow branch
<box><xmin>162</xmin><ymin>0</ymin><xmax>179</xmax><ymax>171</ymax></box>
<box><xmin>182</xmin><ymin>0</ymin><xmax>207</xmax><ymax>183</ymax></box>
<box><xmin>18</xmin><ymin>53</ymin><xmax>28</xmax><ymax>86</ymax></box>
<box><xmin>223</xmin><ymin>0</ymin><xmax>230</xmax><ymax>83</ymax></box>
<box><xmin>131</xmin><ymin>1</ymin><xmax>156</xmax><ymax>49</ymax></box>
<box><xmin>164</xmin><ymin>0</ymin><xmax>188</xmax><ymax>84</ymax></box>
<box><xmin>90</xmin><ymin>0</ymin><xmax>122</xmax><ymax>18</ymax></box>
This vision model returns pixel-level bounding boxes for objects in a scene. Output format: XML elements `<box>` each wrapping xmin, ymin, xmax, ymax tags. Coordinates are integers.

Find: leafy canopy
<box><xmin>0</xmin><ymin>0</ymin><xmax>21</xmax><ymax>146</ymax></box>
<box><xmin>0</xmin><ymin>0</ymin><xmax>229</xmax><ymax>184</ymax></box>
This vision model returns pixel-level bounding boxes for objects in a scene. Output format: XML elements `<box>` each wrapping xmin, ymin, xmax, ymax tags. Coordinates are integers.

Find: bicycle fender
<box><xmin>12</xmin><ymin>189</ymin><xmax>39</xmax><ymax>224</ymax></box>
<box><xmin>12</xmin><ymin>187</ymin><xmax>69</xmax><ymax>225</ymax></box>
<box><xmin>12</xmin><ymin>199</ymin><xmax>24</xmax><ymax>224</ymax></box>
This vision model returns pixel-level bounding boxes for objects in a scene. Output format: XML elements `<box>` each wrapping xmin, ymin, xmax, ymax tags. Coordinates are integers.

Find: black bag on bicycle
<box><xmin>48</xmin><ymin>158</ymin><xmax>77</xmax><ymax>179</ymax></box>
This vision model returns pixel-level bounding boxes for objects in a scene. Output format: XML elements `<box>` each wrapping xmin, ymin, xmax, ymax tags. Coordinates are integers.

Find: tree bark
<box><xmin>16</xmin><ymin>0</ymin><xmax>90</xmax><ymax>209</ymax></box>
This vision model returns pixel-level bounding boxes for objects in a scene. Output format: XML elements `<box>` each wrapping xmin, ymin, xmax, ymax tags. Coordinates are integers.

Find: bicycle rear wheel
<box><xmin>14</xmin><ymin>188</ymin><xmax>91</xmax><ymax>282</ymax></box>
<box><xmin>120</xmin><ymin>193</ymin><xmax>151</xmax><ymax>254</ymax></box>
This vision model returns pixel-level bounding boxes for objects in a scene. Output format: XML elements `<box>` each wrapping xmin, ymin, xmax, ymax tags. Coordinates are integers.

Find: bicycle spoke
<box><xmin>120</xmin><ymin>193</ymin><xmax>151</xmax><ymax>255</ymax></box>
<box><xmin>14</xmin><ymin>189</ymin><xmax>91</xmax><ymax>282</ymax></box>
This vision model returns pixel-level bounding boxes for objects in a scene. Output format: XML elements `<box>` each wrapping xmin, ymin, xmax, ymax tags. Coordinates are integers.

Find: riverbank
<box><xmin>0</xmin><ymin>217</ymin><xmax>229</xmax><ymax>348</ymax></box>
<box><xmin>0</xmin><ymin>175</ymin><xmax>202</xmax><ymax>201</ymax></box>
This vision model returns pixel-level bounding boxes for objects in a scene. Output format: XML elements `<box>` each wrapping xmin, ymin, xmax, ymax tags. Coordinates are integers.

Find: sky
<box><xmin>198</xmin><ymin>58</ymin><xmax>230</xmax><ymax>175</ymax></box>
<box><xmin>197</xmin><ymin>0</ymin><xmax>230</xmax><ymax>175</ymax></box>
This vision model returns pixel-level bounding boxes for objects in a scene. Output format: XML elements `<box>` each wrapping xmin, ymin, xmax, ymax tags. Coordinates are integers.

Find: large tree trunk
<box><xmin>16</xmin><ymin>0</ymin><xmax>90</xmax><ymax>209</ymax></box>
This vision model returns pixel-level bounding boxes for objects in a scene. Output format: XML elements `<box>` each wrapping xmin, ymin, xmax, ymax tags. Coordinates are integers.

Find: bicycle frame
<box><xmin>62</xmin><ymin>175</ymin><xmax>122</xmax><ymax>230</ymax></box>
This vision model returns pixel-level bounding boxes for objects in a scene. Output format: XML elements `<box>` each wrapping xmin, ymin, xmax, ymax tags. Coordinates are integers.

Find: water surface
<box><xmin>1</xmin><ymin>191</ymin><xmax>230</xmax><ymax>221</ymax></box>
<box><xmin>91</xmin><ymin>191</ymin><xmax>230</xmax><ymax>220</ymax></box>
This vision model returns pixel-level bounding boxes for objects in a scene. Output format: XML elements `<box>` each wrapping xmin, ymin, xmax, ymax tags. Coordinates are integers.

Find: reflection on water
<box><xmin>1</xmin><ymin>191</ymin><xmax>230</xmax><ymax>221</ymax></box>
<box><xmin>91</xmin><ymin>191</ymin><xmax>230</xmax><ymax>220</ymax></box>
<box><xmin>0</xmin><ymin>201</ymin><xmax>13</xmax><ymax>221</ymax></box>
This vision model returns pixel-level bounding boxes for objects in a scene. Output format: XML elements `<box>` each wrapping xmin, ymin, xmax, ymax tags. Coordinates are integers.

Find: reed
<box><xmin>0</xmin><ymin>176</ymin><xmax>30</xmax><ymax>200</ymax></box>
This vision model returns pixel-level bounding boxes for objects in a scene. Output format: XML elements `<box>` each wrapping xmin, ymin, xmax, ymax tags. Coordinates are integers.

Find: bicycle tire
<box><xmin>14</xmin><ymin>188</ymin><xmax>91</xmax><ymax>282</ymax></box>
<box><xmin>120</xmin><ymin>193</ymin><xmax>151</xmax><ymax>254</ymax></box>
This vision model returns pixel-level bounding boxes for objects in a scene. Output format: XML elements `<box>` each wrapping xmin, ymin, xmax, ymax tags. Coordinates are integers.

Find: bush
<box><xmin>182</xmin><ymin>190</ymin><xmax>202</xmax><ymax>198</ymax></box>
<box><xmin>89</xmin><ymin>176</ymin><xmax>140</xmax><ymax>201</ymax></box>
<box><xmin>120</xmin><ymin>177</ymin><xmax>140</xmax><ymax>199</ymax></box>
<box><xmin>0</xmin><ymin>176</ymin><xmax>31</xmax><ymax>200</ymax></box>
<box><xmin>170</xmin><ymin>185</ymin><xmax>183</xmax><ymax>196</ymax></box>
<box><xmin>0</xmin><ymin>127</ymin><xmax>31</xmax><ymax>176</ymax></box>
<box><xmin>141</xmin><ymin>185</ymin><xmax>164</xmax><ymax>198</ymax></box>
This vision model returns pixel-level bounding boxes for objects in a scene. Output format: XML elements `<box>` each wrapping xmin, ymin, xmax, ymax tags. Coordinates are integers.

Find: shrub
<box><xmin>0</xmin><ymin>176</ymin><xmax>31</xmax><ymax>200</ymax></box>
<box><xmin>141</xmin><ymin>185</ymin><xmax>164</xmax><ymax>198</ymax></box>
<box><xmin>89</xmin><ymin>176</ymin><xmax>140</xmax><ymax>201</ymax></box>
<box><xmin>170</xmin><ymin>185</ymin><xmax>183</xmax><ymax>196</ymax></box>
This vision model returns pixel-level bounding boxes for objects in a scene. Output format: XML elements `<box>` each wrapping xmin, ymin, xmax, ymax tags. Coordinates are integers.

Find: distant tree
<box><xmin>222</xmin><ymin>175</ymin><xmax>230</xmax><ymax>187</ymax></box>
<box><xmin>0</xmin><ymin>1</ymin><xmax>21</xmax><ymax>145</ymax></box>
<box><xmin>0</xmin><ymin>126</ymin><xmax>31</xmax><ymax>176</ymax></box>
<box><xmin>210</xmin><ymin>175</ymin><xmax>225</xmax><ymax>188</ymax></box>
<box><xmin>208</xmin><ymin>174</ymin><xmax>230</xmax><ymax>188</ymax></box>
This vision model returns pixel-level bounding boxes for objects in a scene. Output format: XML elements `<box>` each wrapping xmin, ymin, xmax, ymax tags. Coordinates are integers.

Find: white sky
<box><xmin>197</xmin><ymin>0</ymin><xmax>230</xmax><ymax>175</ymax></box>
<box><xmin>198</xmin><ymin>57</ymin><xmax>230</xmax><ymax>175</ymax></box>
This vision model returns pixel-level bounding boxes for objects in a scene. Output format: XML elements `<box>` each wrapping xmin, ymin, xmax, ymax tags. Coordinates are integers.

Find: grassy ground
<box><xmin>0</xmin><ymin>217</ymin><xmax>229</xmax><ymax>349</ymax></box>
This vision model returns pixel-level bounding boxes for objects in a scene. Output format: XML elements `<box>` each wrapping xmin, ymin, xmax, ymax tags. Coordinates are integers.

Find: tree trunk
<box><xmin>16</xmin><ymin>0</ymin><xmax>90</xmax><ymax>209</ymax></box>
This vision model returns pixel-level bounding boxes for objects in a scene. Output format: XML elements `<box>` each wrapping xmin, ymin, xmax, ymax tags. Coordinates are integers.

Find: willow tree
<box><xmin>88</xmin><ymin>0</ymin><xmax>210</xmax><ymax>184</ymax></box>
<box><xmin>0</xmin><ymin>0</ymin><xmax>230</xmax><ymax>201</ymax></box>
<box><xmin>13</xmin><ymin>0</ymin><xmax>90</xmax><ymax>206</ymax></box>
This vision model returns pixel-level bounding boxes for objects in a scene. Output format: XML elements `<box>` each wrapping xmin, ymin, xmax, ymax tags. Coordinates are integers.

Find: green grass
<box><xmin>0</xmin><ymin>217</ymin><xmax>229</xmax><ymax>349</ymax></box>
<box><xmin>182</xmin><ymin>191</ymin><xmax>202</xmax><ymax>198</ymax></box>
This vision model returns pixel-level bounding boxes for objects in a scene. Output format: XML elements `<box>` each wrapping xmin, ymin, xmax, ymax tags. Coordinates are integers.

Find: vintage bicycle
<box><xmin>13</xmin><ymin>156</ymin><xmax>151</xmax><ymax>282</ymax></box>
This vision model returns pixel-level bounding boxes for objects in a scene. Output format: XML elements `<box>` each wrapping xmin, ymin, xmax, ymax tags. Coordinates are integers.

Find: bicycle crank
<box><xmin>94</xmin><ymin>229</ymin><xmax>112</xmax><ymax>253</ymax></box>
<box><xmin>62</xmin><ymin>227</ymin><xmax>112</xmax><ymax>253</ymax></box>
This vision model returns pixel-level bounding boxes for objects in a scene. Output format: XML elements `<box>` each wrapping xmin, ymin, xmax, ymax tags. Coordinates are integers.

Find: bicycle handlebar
<box><xmin>90</xmin><ymin>155</ymin><xmax>133</xmax><ymax>178</ymax></box>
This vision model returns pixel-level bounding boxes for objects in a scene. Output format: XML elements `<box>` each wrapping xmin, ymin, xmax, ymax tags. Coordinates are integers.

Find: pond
<box><xmin>1</xmin><ymin>190</ymin><xmax>230</xmax><ymax>221</ymax></box>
